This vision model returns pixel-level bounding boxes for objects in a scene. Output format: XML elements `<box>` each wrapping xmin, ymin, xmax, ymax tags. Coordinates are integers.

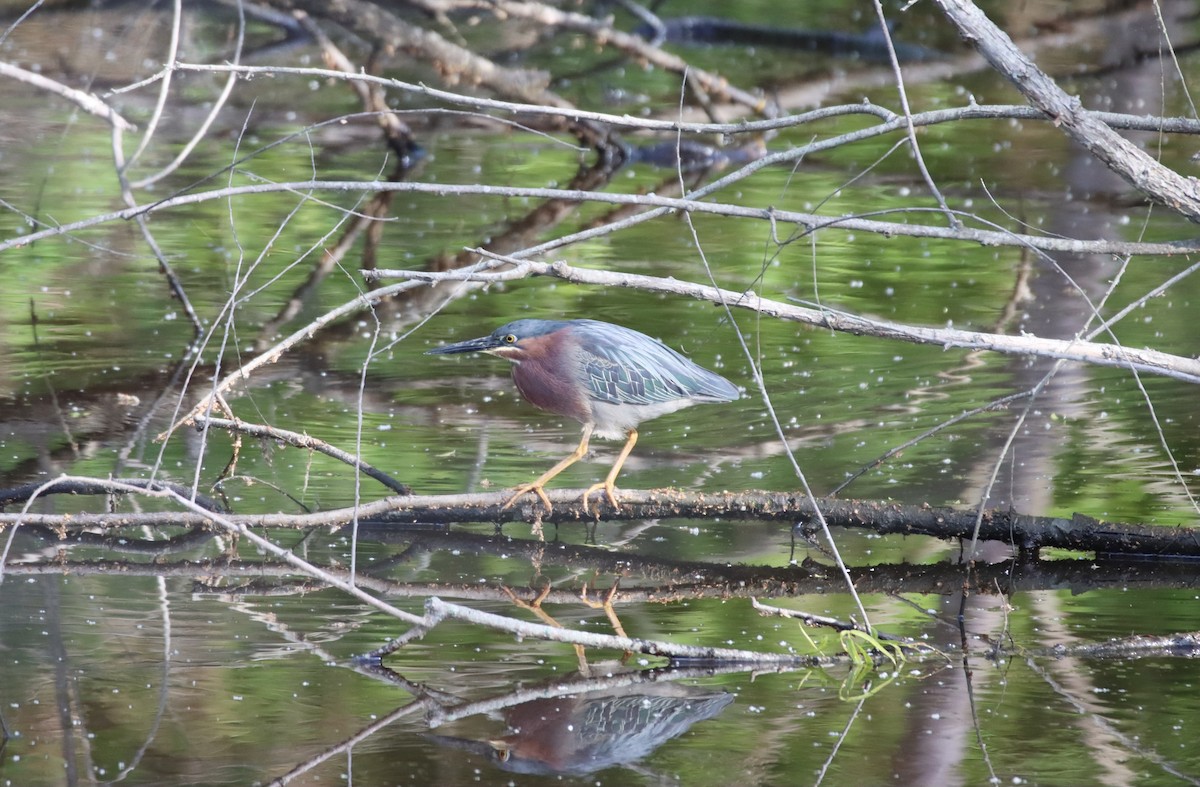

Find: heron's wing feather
<box><xmin>573</xmin><ymin>321</ymin><xmax>738</xmax><ymax>406</ymax></box>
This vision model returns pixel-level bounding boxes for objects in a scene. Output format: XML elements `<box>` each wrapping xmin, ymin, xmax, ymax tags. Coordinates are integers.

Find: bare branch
<box><xmin>194</xmin><ymin>416</ymin><xmax>411</xmax><ymax>495</ymax></box>
<box><xmin>170</xmin><ymin>61</ymin><xmax>1200</xmax><ymax>137</ymax></box>
<box><xmin>6</xmin><ymin>178</ymin><xmax>1198</xmax><ymax>258</ymax></box>
<box><xmin>4</xmin><ymin>488</ymin><xmax>1199</xmax><ymax>558</ymax></box>
<box><xmin>420</xmin><ymin>597</ymin><xmax>823</xmax><ymax>664</ymax></box>
<box><xmin>275</xmin><ymin>0</ymin><xmax>563</xmax><ymax>103</ymax></box>
<box><xmin>121</xmin><ymin>0</ymin><xmax>183</xmax><ymax>173</ymax></box>
<box><xmin>871</xmin><ymin>0</ymin><xmax>958</xmax><ymax>227</ymax></box>
<box><xmin>128</xmin><ymin>0</ymin><xmax>245</xmax><ymax>188</ymax></box>
<box><xmin>374</xmin><ymin>261</ymin><xmax>1200</xmax><ymax>384</ymax></box>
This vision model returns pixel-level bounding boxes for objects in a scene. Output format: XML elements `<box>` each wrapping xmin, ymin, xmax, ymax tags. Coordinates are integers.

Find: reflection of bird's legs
<box><xmin>582</xmin><ymin>429</ymin><xmax>638</xmax><ymax>515</ymax></box>
<box><xmin>503</xmin><ymin>585</ymin><xmax>590</xmax><ymax>673</ymax></box>
<box><xmin>503</xmin><ymin>424</ymin><xmax>594</xmax><ymax>514</ymax></box>
<box><xmin>581</xmin><ymin>579</ymin><xmax>629</xmax><ymax>657</ymax></box>
<box><xmin>503</xmin><ymin>584</ymin><xmax>553</xmax><ymax>620</ymax></box>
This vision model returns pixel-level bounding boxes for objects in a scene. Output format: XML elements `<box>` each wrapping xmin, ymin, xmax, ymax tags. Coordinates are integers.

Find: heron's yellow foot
<box><xmin>581</xmin><ymin>481</ymin><xmax>620</xmax><ymax>515</ymax></box>
<box><xmin>502</xmin><ymin>483</ymin><xmax>553</xmax><ymax>514</ymax></box>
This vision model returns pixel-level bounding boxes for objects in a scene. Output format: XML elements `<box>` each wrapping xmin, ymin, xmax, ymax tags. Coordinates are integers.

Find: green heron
<box><xmin>427</xmin><ymin>318</ymin><xmax>738</xmax><ymax>514</ymax></box>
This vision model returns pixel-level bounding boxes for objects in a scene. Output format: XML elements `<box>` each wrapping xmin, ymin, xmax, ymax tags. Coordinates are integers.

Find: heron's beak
<box><xmin>425</xmin><ymin>334</ymin><xmax>501</xmax><ymax>356</ymax></box>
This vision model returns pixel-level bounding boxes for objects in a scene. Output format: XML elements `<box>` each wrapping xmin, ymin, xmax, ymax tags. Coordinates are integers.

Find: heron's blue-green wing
<box><xmin>572</xmin><ymin>320</ymin><xmax>738</xmax><ymax>406</ymax></box>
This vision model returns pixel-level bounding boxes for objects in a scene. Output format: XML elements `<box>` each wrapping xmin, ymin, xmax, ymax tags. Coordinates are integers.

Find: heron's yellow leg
<box><xmin>502</xmin><ymin>425</ymin><xmax>594</xmax><ymax>514</ymax></box>
<box><xmin>582</xmin><ymin>429</ymin><xmax>638</xmax><ymax>515</ymax></box>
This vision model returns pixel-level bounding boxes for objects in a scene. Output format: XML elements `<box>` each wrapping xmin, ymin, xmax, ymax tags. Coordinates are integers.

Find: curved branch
<box><xmin>0</xmin><ymin>61</ymin><xmax>135</xmax><ymax>132</ymax></box>
<box><xmin>0</xmin><ymin>476</ymin><xmax>225</xmax><ymax>512</ymax></box>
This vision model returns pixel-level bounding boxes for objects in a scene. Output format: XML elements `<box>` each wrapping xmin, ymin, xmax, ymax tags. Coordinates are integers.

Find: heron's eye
<box><xmin>504</xmin><ymin>334</ymin><xmax>517</xmax><ymax>344</ymax></box>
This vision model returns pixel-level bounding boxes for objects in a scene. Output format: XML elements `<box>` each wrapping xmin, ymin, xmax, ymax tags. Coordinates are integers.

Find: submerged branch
<box><xmin>443</xmin><ymin>0</ymin><xmax>772</xmax><ymax>115</ymax></box>
<box><xmin>265</xmin><ymin>0</ymin><xmax>568</xmax><ymax>109</ymax></box>
<box><xmin>1010</xmin><ymin>631</ymin><xmax>1200</xmax><ymax>661</ymax></box>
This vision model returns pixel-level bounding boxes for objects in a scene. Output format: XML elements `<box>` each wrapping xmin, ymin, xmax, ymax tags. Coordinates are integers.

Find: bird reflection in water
<box><xmin>428</xmin><ymin>682</ymin><xmax>734</xmax><ymax>776</ymax></box>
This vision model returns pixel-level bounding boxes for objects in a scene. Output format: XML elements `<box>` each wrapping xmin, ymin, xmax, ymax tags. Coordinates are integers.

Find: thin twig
<box><xmin>157</xmin><ymin>279</ymin><xmax>424</xmax><ymax>441</ymax></box>
<box><xmin>873</xmin><ymin>0</ymin><xmax>958</xmax><ymax>228</ymax></box>
<box><xmin>121</xmin><ymin>0</ymin><xmax>182</xmax><ymax>173</ymax></box>
<box><xmin>129</xmin><ymin>0</ymin><xmax>245</xmax><ymax>188</ymax></box>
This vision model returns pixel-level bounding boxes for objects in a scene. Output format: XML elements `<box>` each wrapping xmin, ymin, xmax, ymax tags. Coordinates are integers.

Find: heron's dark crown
<box><xmin>491</xmin><ymin>319</ymin><xmax>572</xmax><ymax>341</ymax></box>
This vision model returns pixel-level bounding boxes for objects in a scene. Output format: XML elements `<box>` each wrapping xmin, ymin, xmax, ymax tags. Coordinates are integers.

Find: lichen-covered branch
<box><xmin>4</xmin><ymin>487</ymin><xmax>1199</xmax><ymax>558</ymax></box>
